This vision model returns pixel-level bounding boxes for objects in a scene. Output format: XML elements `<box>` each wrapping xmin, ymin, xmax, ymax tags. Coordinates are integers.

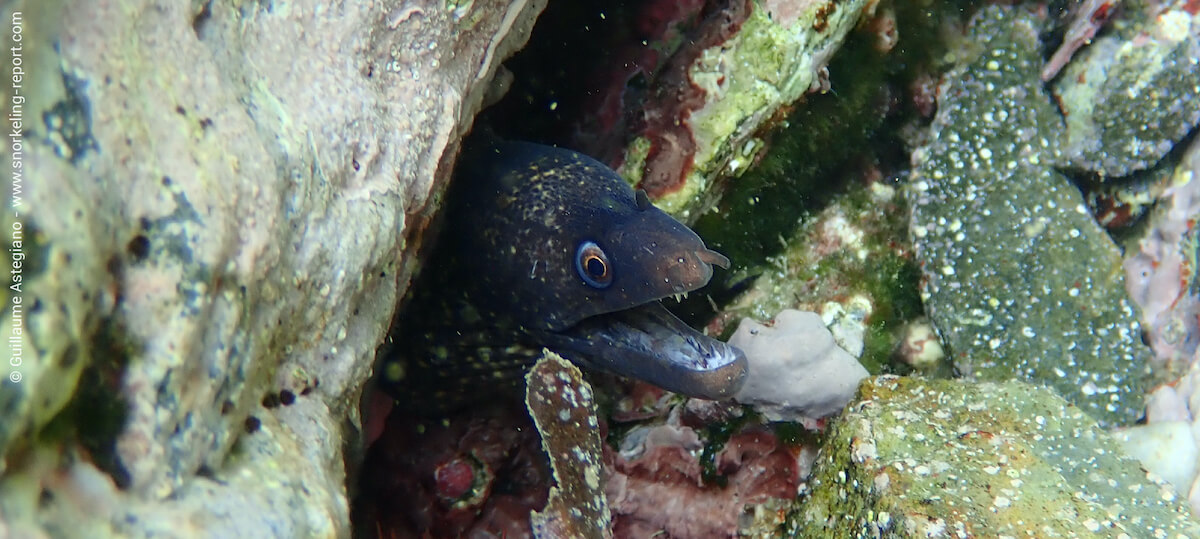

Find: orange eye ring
<box><xmin>575</xmin><ymin>241</ymin><xmax>612</xmax><ymax>289</ymax></box>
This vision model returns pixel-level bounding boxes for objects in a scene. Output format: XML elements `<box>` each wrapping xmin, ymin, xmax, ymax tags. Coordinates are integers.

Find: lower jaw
<box><xmin>532</xmin><ymin>301</ymin><xmax>748</xmax><ymax>401</ymax></box>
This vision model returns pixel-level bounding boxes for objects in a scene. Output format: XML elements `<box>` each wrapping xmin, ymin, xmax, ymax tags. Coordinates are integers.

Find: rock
<box><xmin>894</xmin><ymin>320</ymin><xmax>945</xmax><ymax>373</ymax></box>
<box><xmin>525</xmin><ymin>352</ymin><xmax>611</xmax><ymax>539</ymax></box>
<box><xmin>1123</xmin><ymin>134</ymin><xmax>1200</xmax><ymax>371</ymax></box>
<box><xmin>820</xmin><ymin>296</ymin><xmax>871</xmax><ymax>358</ymax></box>
<box><xmin>908</xmin><ymin>5</ymin><xmax>1152</xmax><ymax>426</ymax></box>
<box><xmin>1146</xmin><ymin>384</ymin><xmax>1191</xmax><ymax>423</ymax></box>
<box><xmin>0</xmin><ymin>0</ymin><xmax>545</xmax><ymax>535</ymax></box>
<box><xmin>606</xmin><ymin>420</ymin><xmax>802</xmax><ymax>538</ymax></box>
<box><xmin>354</xmin><ymin>397</ymin><xmax>550</xmax><ymax>537</ymax></box>
<box><xmin>730</xmin><ymin>309</ymin><xmax>868</xmax><ymax>422</ymax></box>
<box><xmin>1113</xmin><ymin>421</ymin><xmax>1199</xmax><ymax>496</ymax></box>
<box><xmin>608</xmin><ymin>0</ymin><xmax>871</xmax><ymax>220</ymax></box>
<box><xmin>787</xmin><ymin>376</ymin><xmax>1200</xmax><ymax>537</ymax></box>
<box><xmin>707</xmin><ymin>180</ymin><xmax>922</xmax><ymax>376</ymax></box>
<box><xmin>1052</xmin><ymin>5</ymin><xmax>1200</xmax><ymax>177</ymax></box>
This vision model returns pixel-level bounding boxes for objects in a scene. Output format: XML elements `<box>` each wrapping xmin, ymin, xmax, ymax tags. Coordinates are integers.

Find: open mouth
<box><xmin>532</xmin><ymin>300</ymin><xmax>748</xmax><ymax>400</ymax></box>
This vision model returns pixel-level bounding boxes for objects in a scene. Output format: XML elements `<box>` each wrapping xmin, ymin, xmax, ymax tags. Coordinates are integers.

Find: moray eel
<box><xmin>380</xmin><ymin>141</ymin><xmax>747</xmax><ymax>409</ymax></box>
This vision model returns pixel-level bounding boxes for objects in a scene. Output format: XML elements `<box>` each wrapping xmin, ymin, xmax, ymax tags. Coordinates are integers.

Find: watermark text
<box><xmin>8</xmin><ymin>10</ymin><xmax>24</xmax><ymax>384</ymax></box>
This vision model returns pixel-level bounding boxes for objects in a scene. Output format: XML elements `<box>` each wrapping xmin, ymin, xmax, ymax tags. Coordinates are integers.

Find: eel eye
<box><xmin>575</xmin><ymin>241</ymin><xmax>612</xmax><ymax>289</ymax></box>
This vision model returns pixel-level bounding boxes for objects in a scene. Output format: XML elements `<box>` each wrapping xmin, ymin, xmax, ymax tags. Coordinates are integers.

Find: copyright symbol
<box><xmin>8</xmin><ymin>371</ymin><xmax>19</xmax><ymax>383</ymax></box>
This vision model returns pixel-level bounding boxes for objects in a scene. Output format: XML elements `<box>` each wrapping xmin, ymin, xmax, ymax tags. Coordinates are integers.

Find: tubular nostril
<box><xmin>695</xmin><ymin>248</ymin><xmax>730</xmax><ymax>269</ymax></box>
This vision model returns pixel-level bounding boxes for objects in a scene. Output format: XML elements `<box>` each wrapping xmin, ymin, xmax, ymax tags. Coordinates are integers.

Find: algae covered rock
<box><xmin>614</xmin><ymin>0</ymin><xmax>870</xmax><ymax>221</ymax></box>
<box><xmin>908</xmin><ymin>6</ymin><xmax>1151</xmax><ymax>426</ymax></box>
<box><xmin>788</xmin><ymin>376</ymin><xmax>1200</xmax><ymax>537</ymax></box>
<box><xmin>1053</xmin><ymin>4</ymin><xmax>1200</xmax><ymax>177</ymax></box>
<box><xmin>710</xmin><ymin>175</ymin><xmax>923</xmax><ymax>375</ymax></box>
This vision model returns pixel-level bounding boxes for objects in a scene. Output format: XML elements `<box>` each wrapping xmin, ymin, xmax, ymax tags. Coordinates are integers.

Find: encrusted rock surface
<box><xmin>526</xmin><ymin>352</ymin><xmax>610</xmax><ymax>539</ymax></box>
<box><xmin>908</xmin><ymin>5</ymin><xmax>1152</xmax><ymax>426</ymax></box>
<box><xmin>1124</xmin><ymin>134</ymin><xmax>1200</xmax><ymax>372</ymax></box>
<box><xmin>604</xmin><ymin>402</ymin><xmax>807</xmax><ymax>537</ymax></box>
<box><xmin>0</xmin><ymin>0</ymin><xmax>544</xmax><ymax>535</ymax></box>
<box><xmin>612</xmin><ymin>0</ymin><xmax>871</xmax><ymax>221</ymax></box>
<box><xmin>789</xmin><ymin>376</ymin><xmax>1200</xmax><ymax>537</ymax></box>
<box><xmin>6</xmin><ymin>0</ymin><xmax>1196</xmax><ymax>535</ymax></box>
<box><xmin>709</xmin><ymin>176</ymin><xmax>921</xmax><ymax>375</ymax></box>
<box><xmin>1052</xmin><ymin>3</ymin><xmax>1200</xmax><ymax>177</ymax></box>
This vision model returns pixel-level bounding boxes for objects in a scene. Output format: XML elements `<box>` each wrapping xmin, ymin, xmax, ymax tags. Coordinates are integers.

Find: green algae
<box><xmin>787</xmin><ymin>376</ymin><xmax>1200</xmax><ymax>537</ymax></box>
<box><xmin>38</xmin><ymin>318</ymin><xmax>134</xmax><ymax>488</ymax></box>
<box><xmin>690</xmin><ymin>40</ymin><xmax>890</xmax><ymax>272</ymax></box>
<box><xmin>709</xmin><ymin>179</ymin><xmax>924</xmax><ymax>376</ymax></box>
<box><xmin>680</xmin><ymin>3</ymin><xmax>977</xmax><ymax>376</ymax></box>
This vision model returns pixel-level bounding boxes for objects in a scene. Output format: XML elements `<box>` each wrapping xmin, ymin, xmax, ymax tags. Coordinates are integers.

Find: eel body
<box><xmin>379</xmin><ymin>141</ymin><xmax>746</xmax><ymax>409</ymax></box>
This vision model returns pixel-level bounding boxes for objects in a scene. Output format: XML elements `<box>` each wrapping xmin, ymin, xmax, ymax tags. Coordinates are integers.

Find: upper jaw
<box><xmin>662</xmin><ymin>247</ymin><xmax>729</xmax><ymax>294</ymax></box>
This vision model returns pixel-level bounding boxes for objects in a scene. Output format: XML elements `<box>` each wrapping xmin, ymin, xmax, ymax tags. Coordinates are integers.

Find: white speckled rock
<box><xmin>907</xmin><ymin>5</ymin><xmax>1152</xmax><ymax>426</ymax></box>
<box><xmin>730</xmin><ymin>309</ymin><xmax>868</xmax><ymax>422</ymax></box>
<box><xmin>1052</xmin><ymin>6</ymin><xmax>1200</xmax><ymax>177</ymax></box>
<box><xmin>1114</xmin><ymin>421</ymin><xmax>1199</xmax><ymax>495</ymax></box>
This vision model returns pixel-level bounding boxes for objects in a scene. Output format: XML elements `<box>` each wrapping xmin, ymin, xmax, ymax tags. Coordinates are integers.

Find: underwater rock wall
<box><xmin>0</xmin><ymin>0</ymin><xmax>544</xmax><ymax>535</ymax></box>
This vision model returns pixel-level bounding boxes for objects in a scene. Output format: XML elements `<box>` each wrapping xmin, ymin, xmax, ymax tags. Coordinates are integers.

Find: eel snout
<box><xmin>659</xmin><ymin>247</ymin><xmax>731</xmax><ymax>294</ymax></box>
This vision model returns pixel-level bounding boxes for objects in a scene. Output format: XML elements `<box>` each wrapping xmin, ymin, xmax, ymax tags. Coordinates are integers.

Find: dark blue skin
<box><xmin>380</xmin><ymin>142</ymin><xmax>747</xmax><ymax>410</ymax></box>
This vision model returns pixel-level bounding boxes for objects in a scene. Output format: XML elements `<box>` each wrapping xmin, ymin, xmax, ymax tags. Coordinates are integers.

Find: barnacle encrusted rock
<box><xmin>1052</xmin><ymin>4</ymin><xmax>1200</xmax><ymax>178</ymax></box>
<box><xmin>526</xmin><ymin>352</ymin><xmax>611</xmax><ymax>539</ymax></box>
<box><xmin>787</xmin><ymin>376</ymin><xmax>1200</xmax><ymax>537</ymax></box>
<box><xmin>0</xmin><ymin>0</ymin><xmax>544</xmax><ymax>535</ymax></box>
<box><xmin>908</xmin><ymin>6</ymin><xmax>1152</xmax><ymax>426</ymax></box>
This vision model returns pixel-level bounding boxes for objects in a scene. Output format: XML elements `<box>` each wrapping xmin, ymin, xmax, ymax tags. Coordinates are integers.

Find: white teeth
<box><xmin>682</xmin><ymin>291</ymin><xmax>689</xmax><ymax>299</ymax></box>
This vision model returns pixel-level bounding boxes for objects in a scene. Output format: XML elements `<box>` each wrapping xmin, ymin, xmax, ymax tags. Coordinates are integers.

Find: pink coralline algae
<box><xmin>1124</xmin><ymin>138</ymin><xmax>1200</xmax><ymax>370</ymax></box>
<box><xmin>572</xmin><ymin>0</ymin><xmax>709</xmax><ymax>165</ymax></box>
<box><xmin>433</xmin><ymin>457</ymin><xmax>476</xmax><ymax>501</ymax></box>
<box><xmin>606</xmin><ymin>423</ymin><xmax>802</xmax><ymax>538</ymax></box>
<box><xmin>572</xmin><ymin>0</ymin><xmax>755</xmax><ymax>198</ymax></box>
<box><xmin>357</xmin><ymin>403</ymin><xmax>551</xmax><ymax>538</ymax></box>
<box><xmin>1042</xmin><ymin>0</ymin><xmax>1119</xmax><ymax>81</ymax></box>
